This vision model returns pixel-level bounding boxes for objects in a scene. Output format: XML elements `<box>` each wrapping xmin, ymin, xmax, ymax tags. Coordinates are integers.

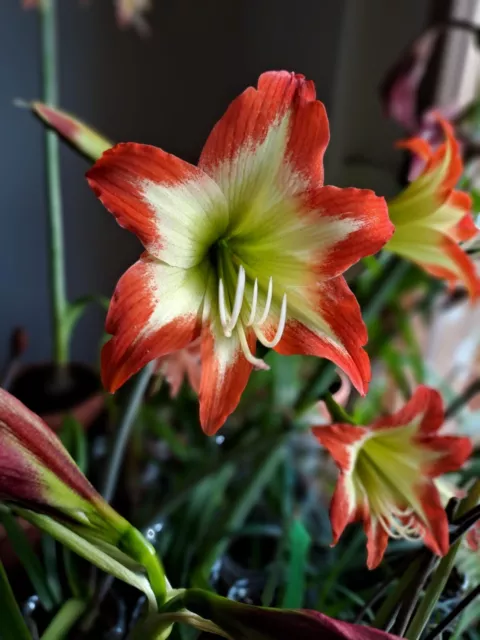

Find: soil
<box><xmin>9</xmin><ymin>363</ymin><xmax>100</xmax><ymax>415</ymax></box>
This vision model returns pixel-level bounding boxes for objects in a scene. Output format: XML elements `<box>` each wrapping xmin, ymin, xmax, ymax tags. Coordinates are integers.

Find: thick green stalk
<box><xmin>41</xmin><ymin>599</ymin><xmax>87</xmax><ymax>640</ymax></box>
<box><xmin>0</xmin><ymin>559</ymin><xmax>31</xmax><ymax>640</ymax></box>
<box><xmin>40</xmin><ymin>0</ymin><xmax>68</xmax><ymax>366</ymax></box>
<box><xmin>405</xmin><ymin>481</ymin><xmax>480</xmax><ymax>640</ymax></box>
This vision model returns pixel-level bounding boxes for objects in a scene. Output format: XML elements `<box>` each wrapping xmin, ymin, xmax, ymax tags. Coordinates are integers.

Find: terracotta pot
<box><xmin>9</xmin><ymin>362</ymin><xmax>104</xmax><ymax>431</ymax></box>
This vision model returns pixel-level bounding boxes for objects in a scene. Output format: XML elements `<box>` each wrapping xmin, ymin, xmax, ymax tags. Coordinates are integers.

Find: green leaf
<box><xmin>40</xmin><ymin>599</ymin><xmax>87</xmax><ymax>640</ymax></box>
<box><xmin>268</xmin><ymin>351</ymin><xmax>302</xmax><ymax>409</ymax></box>
<box><xmin>59</xmin><ymin>415</ymin><xmax>88</xmax><ymax>474</ymax></box>
<box><xmin>0</xmin><ymin>511</ymin><xmax>57</xmax><ymax>611</ymax></box>
<box><xmin>41</xmin><ymin>535</ymin><xmax>63</xmax><ymax>606</ymax></box>
<box><xmin>281</xmin><ymin>518</ymin><xmax>311</xmax><ymax>609</ymax></box>
<box><xmin>192</xmin><ymin>443</ymin><xmax>286</xmax><ymax>588</ymax></box>
<box><xmin>62</xmin><ymin>295</ymin><xmax>110</xmax><ymax>342</ymax></box>
<box><xmin>0</xmin><ymin>558</ymin><xmax>31</xmax><ymax>640</ymax></box>
<box><xmin>15</xmin><ymin>509</ymin><xmax>158</xmax><ymax>611</ymax></box>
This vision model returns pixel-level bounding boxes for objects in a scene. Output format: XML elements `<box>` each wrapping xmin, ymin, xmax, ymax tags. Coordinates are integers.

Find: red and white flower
<box><xmin>387</xmin><ymin>115</ymin><xmax>480</xmax><ymax>300</ymax></box>
<box><xmin>87</xmin><ymin>71</ymin><xmax>393</xmax><ymax>434</ymax></box>
<box><xmin>313</xmin><ymin>386</ymin><xmax>472</xmax><ymax>569</ymax></box>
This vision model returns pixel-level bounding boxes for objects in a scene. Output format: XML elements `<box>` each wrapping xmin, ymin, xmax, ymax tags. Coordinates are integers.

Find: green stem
<box><xmin>101</xmin><ymin>361</ymin><xmax>156</xmax><ymax>502</ymax></box>
<box><xmin>119</xmin><ymin>526</ymin><xmax>167</xmax><ymax>608</ymax></box>
<box><xmin>0</xmin><ymin>559</ymin><xmax>31</xmax><ymax>640</ymax></box>
<box><xmin>323</xmin><ymin>392</ymin><xmax>355</xmax><ymax>424</ymax></box>
<box><xmin>40</xmin><ymin>0</ymin><xmax>68</xmax><ymax>367</ymax></box>
<box><xmin>41</xmin><ymin>599</ymin><xmax>87</xmax><ymax>640</ymax></box>
<box><xmin>405</xmin><ymin>480</ymin><xmax>480</xmax><ymax>640</ymax></box>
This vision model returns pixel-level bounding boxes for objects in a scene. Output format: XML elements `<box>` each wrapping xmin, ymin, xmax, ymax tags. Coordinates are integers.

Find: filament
<box><xmin>254</xmin><ymin>294</ymin><xmax>288</xmax><ymax>348</ymax></box>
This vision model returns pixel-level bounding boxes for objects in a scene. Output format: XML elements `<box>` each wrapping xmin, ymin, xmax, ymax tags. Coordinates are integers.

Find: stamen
<box><xmin>247</xmin><ymin>279</ymin><xmax>259</xmax><ymax>326</ymax></box>
<box><xmin>225</xmin><ymin>265</ymin><xmax>246</xmax><ymax>336</ymax></box>
<box><xmin>376</xmin><ymin>512</ymin><xmax>421</xmax><ymax>541</ymax></box>
<box><xmin>218</xmin><ymin>278</ymin><xmax>229</xmax><ymax>330</ymax></box>
<box><xmin>238</xmin><ymin>325</ymin><xmax>270</xmax><ymax>371</ymax></box>
<box><xmin>257</xmin><ymin>277</ymin><xmax>273</xmax><ymax>325</ymax></box>
<box><xmin>254</xmin><ymin>294</ymin><xmax>288</xmax><ymax>348</ymax></box>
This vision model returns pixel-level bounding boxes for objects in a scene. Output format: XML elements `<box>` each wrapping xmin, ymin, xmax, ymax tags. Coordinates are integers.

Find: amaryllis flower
<box><xmin>387</xmin><ymin>115</ymin><xmax>480</xmax><ymax>300</ymax></box>
<box><xmin>181</xmin><ymin>588</ymin><xmax>400</xmax><ymax>639</ymax></box>
<box><xmin>313</xmin><ymin>386</ymin><xmax>472</xmax><ymax>569</ymax></box>
<box><xmin>0</xmin><ymin>387</ymin><xmax>128</xmax><ymax>543</ymax></box>
<box><xmin>87</xmin><ymin>71</ymin><xmax>393</xmax><ymax>434</ymax></box>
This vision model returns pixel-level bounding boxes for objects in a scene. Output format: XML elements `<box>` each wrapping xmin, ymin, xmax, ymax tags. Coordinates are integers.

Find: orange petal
<box><xmin>274</xmin><ymin>276</ymin><xmax>370</xmax><ymax>395</ymax></box>
<box><xmin>87</xmin><ymin>143</ymin><xmax>228</xmax><ymax>269</ymax></box>
<box><xmin>304</xmin><ymin>186</ymin><xmax>393</xmax><ymax>280</ymax></box>
<box><xmin>199</xmin><ymin>71</ymin><xmax>329</xmax><ymax>210</ymax></box>
<box><xmin>101</xmin><ymin>256</ymin><xmax>206</xmax><ymax>393</ymax></box>
<box><xmin>198</xmin><ymin>322</ymin><xmax>255</xmax><ymax>435</ymax></box>
<box><xmin>373</xmin><ymin>385</ymin><xmax>444</xmax><ymax>433</ymax></box>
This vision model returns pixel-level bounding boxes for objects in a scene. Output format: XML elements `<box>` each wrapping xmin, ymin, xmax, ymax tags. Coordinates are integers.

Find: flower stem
<box><xmin>445</xmin><ymin>378</ymin><xmax>480</xmax><ymax>418</ymax></box>
<box><xmin>323</xmin><ymin>392</ymin><xmax>355</xmax><ymax>424</ymax></box>
<box><xmin>101</xmin><ymin>361</ymin><xmax>156</xmax><ymax>502</ymax></box>
<box><xmin>0</xmin><ymin>559</ymin><xmax>31</xmax><ymax>640</ymax></box>
<box><xmin>40</xmin><ymin>0</ymin><xmax>68</xmax><ymax>368</ymax></box>
<box><xmin>119</xmin><ymin>526</ymin><xmax>167</xmax><ymax>608</ymax></box>
<box><xmin>40</xmin><ymin>598</ymin><xmax>87</xmax><ymax>640</ymax></box>
<box><xmin>405</xmin><ymin>480</ymin><xmax>480</xmax><ymax>640</ymax></box>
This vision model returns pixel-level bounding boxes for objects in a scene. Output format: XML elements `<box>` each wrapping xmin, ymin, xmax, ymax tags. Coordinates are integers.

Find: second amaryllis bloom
<box><xmin>313</xmin><ymin>386</ymin><xmax>472</xmax><ymax>569</ymax></box>
<box><xmin>386</xmin><ymin>115</ymin><xmax>480</xmax><ymax>300</ymax></box>
<box><xmin>87</xmin><ymin>71</ymin><xmax>393</xmax><ymax>434</ymax></box>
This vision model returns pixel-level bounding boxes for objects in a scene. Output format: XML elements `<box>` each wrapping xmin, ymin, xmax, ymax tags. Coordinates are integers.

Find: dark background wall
<box><xmin>0</xmin><ymin>0</ymin><xmax>430</xmax><ymax>368</ymax></box>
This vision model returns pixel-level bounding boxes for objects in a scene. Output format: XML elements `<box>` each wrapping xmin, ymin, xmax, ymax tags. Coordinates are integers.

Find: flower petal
<box><xmin>87</xmin><ymin>143</ymin><xmax>228</xmax><ymax>268</ymax></box>
<box><xmin>372</xmin><ymin>385</ymin><xmax>444</xmax><ymax>433</ymax></box>
<box><xmin>274</xmin><ymin>276</ymin><xmax>370</xmax><ymax>394</ymax></box>
<box><xmin>184</xmin><ymin>588</ymin><xmax>401</xmax><ymax>640</ymax></box>
<box><xmin>102</xmin><ymin>256</ymin><xmax>209</xmax><ymax>393</ymax></box>
<box><xmin>198</xmin><ymin>71</ymin><xmax>329</xmax><ymax>225</ymax></box>
<box><xmin>416</xmin><ymin>482</ymin><xmax>450</xmax><ymax>556</ymax></box>
<box><xmin>304</xmin><ymin>186</ymin><xmax>393</xmax><ymax>279</ymax></box>
<box><xmin>387</xmin><ymin>225</ymin><xmax>480</xmax><ymax>300</ymax></box>
<box><xmin>198</xmin><ymin>319</ymin><xmax>255</xmax><ymax>436</ymax></box>
<box><xmin>364</xmin><ymin>517</ymin><xmax>390</xmax><ymax>570</ymax></box>
<box><xmin>312</xmin><ymin>424</ymin><xmax>369</xmax><ymax>470</ymax></box>
<box><xmin>420</xmin><ymin>435</ymin><xmax>472</xmax><ymax>477</ymax></box>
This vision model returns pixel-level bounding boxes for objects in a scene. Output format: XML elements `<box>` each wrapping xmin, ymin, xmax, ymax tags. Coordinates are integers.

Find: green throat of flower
<box><xmin>354</xmin><ymin>429</ymin><xmax>426</xmax><ymax>542</ymax></box>
<box><xmin>209</xmin><ymin>237</ymin><xmax>288</xmax><ymax>370</ymax></box>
